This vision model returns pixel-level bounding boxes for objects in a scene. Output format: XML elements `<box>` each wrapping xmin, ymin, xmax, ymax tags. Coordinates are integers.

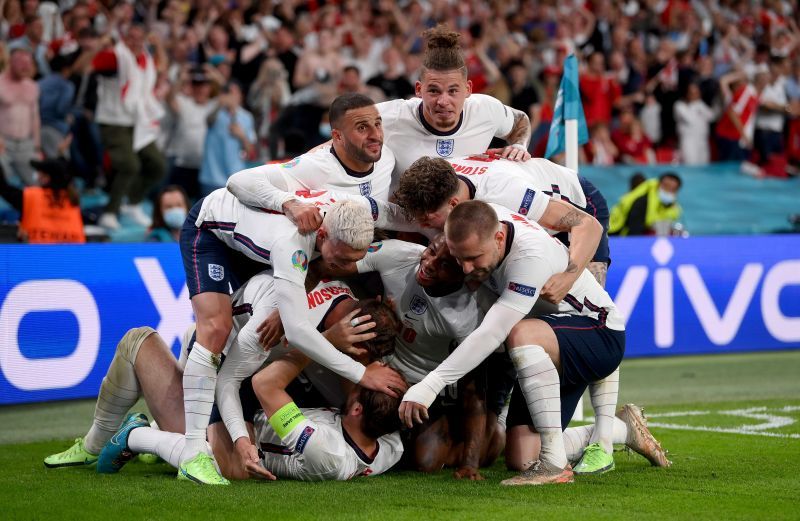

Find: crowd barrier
<box><xmin>1</xmin><ymin>235</ymin><xmax>798</xmax><ymax>404</ymax></box>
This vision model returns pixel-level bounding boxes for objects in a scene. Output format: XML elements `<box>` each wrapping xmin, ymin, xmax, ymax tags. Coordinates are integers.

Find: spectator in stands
<box><xmin>753</xmin><ymin>57</ymin><xmax>789</xmax><ymax>168</ymax></box>
<box><xmin>609</xmin><ymin>173</ymin><xmax>683</xmax><ymax>237</ymax></box>
<box><xmin>293</xmin><ymin>28</ymin><xmax>343</xmax><ymax>90</ymax></box>
<box><xmin>198</xmin><ymin>81</ymin><xmax>255</xmax><ymax>196</ymax></box>
<box><xmin>580</xmin><ymin>51</ymin><xmax>620</xmax><ymax>128</ymax></box>
<box><xmin>92</xmin><ymin>24</ymin><xmax>167</xmax><ymax>230</ymax></box>
<box><xmin>270</xmin><ymin>25</ymin><xmax>299</xmax><ymax>92</ymax></box>
<box><xmin>613</xmin><ymin>108</ymin><xmax>655</xmax><ymax>165</ymax></box>
<box><xmin>165</xmin><ymin>65</ymin><xmax>221</xmax><ymax>199</ymax></box>
<box><xmin>11</xmin><ymin>14</ymin><xmax>47</xmax><ymax>76</ymax></box>
<box><xmin>716</xmin><ymin>70</ymin><xmax>758</xmax><ymax>162</ymax></box>
<box><xmin>0</xmin><ymin>43</ymin><xmax>40</xmax><ymax>186</ymax></box>
<box><xmin>248</xmin><ymin>57</ymin><xmax>291</xmax><ymax>158</ymax></box>
<box><xmin>367</xmin><ymin>46</ymin><xmax>414</xmax><ymax>100</ymax></box>
<box><xmin>505</xmin><ymin>59</ymin><xmax>539</xmax><ymax>123</ymax></box>
<box><xmin>674</xmin><ymin>82</ymin><xmax>716</xmax><ymax>165</ymax></box>
<box><xmin>586</xmin><ymin>122</ymin><xmax>618</xmax><ymax>166</ymax></box>
<box><xmin>147</xmin><ymin>184</ymin><xmax>189</xmax><ymax>243</ymax></box>
<box><xmin>0</xmin><ymin>158</ymin><xmax>85</xmax><ymax>243</ymax></box>
<box><xmin>38</xmin><ymin>53</ymin><xmax>75</xmax><ymax>159</ymax></box>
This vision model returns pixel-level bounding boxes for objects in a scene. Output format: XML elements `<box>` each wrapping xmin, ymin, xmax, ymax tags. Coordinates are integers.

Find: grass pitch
<box><xmin>2</xmin><ymin>350</ymin><xmax>798</xmax><ymax>521</ymax></box>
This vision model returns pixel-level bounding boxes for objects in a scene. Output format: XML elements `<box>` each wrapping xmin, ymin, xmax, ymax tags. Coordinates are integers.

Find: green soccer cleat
<box><xmin>574</xmin><ymin>442</ymin><xmax>615</xmax><ymax>474</ymax></box>
<box><xmin>97</xmin><ymin>412</ymin><xmax>150</xmax><ymax>474</ymax></box>
<box><xmin>177</xmin><ymin>453</ymin><xmax>230</xmax><ymax>485</ymax></box>
<box><xmin>44</xmin><ymin>438</ymin><xmax>98</xmax><ymax>468</ymax></box>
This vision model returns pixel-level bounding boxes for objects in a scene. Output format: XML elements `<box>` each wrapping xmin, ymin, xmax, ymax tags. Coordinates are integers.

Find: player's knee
<box><xmin>414</xmin><ymin>451</ymin><xmax>446</xmax><ymax>473</ymax></box>
<box><xmin>507</xmin><ymin>320</ymin><xmax>550</xmax><ymax>349</ymax></box>
<box><xmin>117</xmin><ymin>326</ymin><xmax>157</xmax><ymax>364</ymax></box>
<box><xmin>198</xmin><ymin>315</ymin><xmax>233</xmax><ymax>349</ymax></box>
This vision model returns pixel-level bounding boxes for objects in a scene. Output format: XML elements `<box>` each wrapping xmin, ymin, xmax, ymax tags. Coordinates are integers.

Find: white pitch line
<box><xmin>646</xmin><ymin>405</ymin><xmax>800</xmax><ymax>439</ymax></box>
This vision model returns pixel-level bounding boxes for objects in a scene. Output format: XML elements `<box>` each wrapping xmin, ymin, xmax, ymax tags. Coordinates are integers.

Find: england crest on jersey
<box><xmin>410</xmin><ymin>294</ymin><xmax>428</xmax><ymax>315</ymax></box>
<box><xmin>208</xmin><ymin>263</ymin><xmax>225</xmax><ymax>282</ymax></box>
<box><xmin>436</xmin><ymin>139</ymin><xmax>455</xmax><ymax>157</ymax></box>
<box><xmin>359</xmin><ymin>181</ymin><xmax>372</xmax><ymax>196</ymax></box>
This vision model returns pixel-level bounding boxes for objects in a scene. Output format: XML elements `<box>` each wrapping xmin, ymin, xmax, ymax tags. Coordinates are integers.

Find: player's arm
<box><xmin>400</xmin><ymin>302</ymin><xmax>525</xmax><ymax>427</ymax></box>
<box><xmin>252</xmin><ymin>348</ymin><xmax>312</xmax><ymax>417</ymax></box>
<box><xmin>275</xmin><ymin>278</ymin><xmax>406</xmax><ymax>395</ymax></box>
<box><xmin>227</xmin><ymin>163</ymin><xmax>324</xmax><ymax>232</ymax></box>
<box><xmin>537</xmin><ymin>199</ymin><xmax>602</xmax><ymax>303</ymax></box>
<box><xmin>497</xmin><ymin>106</ymin><xmax>532</xmax><ymax>161</ymax></box>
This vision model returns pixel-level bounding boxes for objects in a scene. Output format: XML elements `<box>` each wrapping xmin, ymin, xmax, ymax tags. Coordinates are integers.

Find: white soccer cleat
<box><xmin>617</xmin><ymin>403</ymin><xmax>671</xmax><ymax>467</ymax></box>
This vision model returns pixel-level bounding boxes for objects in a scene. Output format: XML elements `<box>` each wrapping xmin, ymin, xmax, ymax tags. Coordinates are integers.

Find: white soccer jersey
<box><xmin>356</xmin><ymin>240</ymin><xmax>484</xmax><ymax>384</ymax></box>
<box><xmin>446</xmin><ymin>155</ymin><xmax>587</xmax><ymax>227</ymax></box>
<box><xmin>483</xmin><ymin>204</ymin><xmax>624</xmax><ymax>330</ymax></box>
<box><xmin>231</xmin><ymin>144</ymin><xmax>395</xmax><ymax>210</ymax></box>
<box><xmin>377</xmin><ymin>95</ymin><xmax>515</xmax><ymax>185</ymax></box>
<box><xmin>215</xmin><ymin>274</ymin><xmax>357</xmax><ymax>443</ymax></box>
<box><xmin>253</xmin><ymin>408</ymin><xmax>403</xmax><ymax>481</ymax></box>
<box><xmin>197</xmin><ymin>188</ymin><xmax>410</xmax><ymax>288</ymax></box>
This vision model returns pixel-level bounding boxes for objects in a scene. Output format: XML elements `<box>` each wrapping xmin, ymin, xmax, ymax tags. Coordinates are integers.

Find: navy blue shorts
<box><xmin>506</xmin><ymin>314</ymin><xmax>625</xmax><ymax>429</ymax></box>
<box><xmin>180</xmin><ymin>199</ymin><xmax>266</xmax><ymax>298</ymax></box>
<box><xmin>578</xmin><ymin>176</ymin><xmax>611</xmax><ymax>265</ymax></box>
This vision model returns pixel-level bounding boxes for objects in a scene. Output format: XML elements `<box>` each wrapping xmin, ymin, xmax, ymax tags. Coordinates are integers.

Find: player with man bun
<box><xmin>377</xmin><ymin>25</ymin><xmax>532</xmax><ymax>188</ymax></box>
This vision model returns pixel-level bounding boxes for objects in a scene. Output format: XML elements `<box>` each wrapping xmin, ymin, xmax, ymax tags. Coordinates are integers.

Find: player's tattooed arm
<box><xmin>496</xmin><ymin>107</ymin><xmax>532</xmax><ymax>161</ymax></box>
<box><xmin>588</xmin><ymin>261</ymin><xmax>608</xmax><ymax>288</ymax></box>
<box><xmin>539</xmin><ymin>199</ymin><xmax>603</xmax><ymax>304</ymax></box>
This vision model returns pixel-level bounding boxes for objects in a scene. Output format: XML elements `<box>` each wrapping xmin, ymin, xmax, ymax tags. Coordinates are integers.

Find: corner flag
<box><xmin>544</xmin><ymin>54</ymin><xmax>589</xmax><ymax>160</ymax></box>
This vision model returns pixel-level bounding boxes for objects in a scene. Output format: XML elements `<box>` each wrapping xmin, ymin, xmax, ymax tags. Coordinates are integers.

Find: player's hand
<box><xmin>540</xmin><ymin>271</ymin><xmax>579</xmax><ymax>304</ymax></box>
<box><xmin>453</xmin><ymin>466</ymin><xmax>484</xmax><ymax>481</ymax></box>
<box><xmin>234</xmin><ymin>437</ymin><xmax>277</xmax><ymax>481</ymax></box>
<box><xmin>323</xmin><ymin>307</ymin><xmax>375</xmax><ymax>359</ymax></box>
<box><xmin>398</xmin><ymin>401</ymin><xmax>429</xmax><ymax>428</ymax></box>
<box><xmin>257</xmin><ymin>309</ymin><xmax>284</xmax><ymax>349</ymax></box>
<box><xmin>488</xmin><ymin>145</ymin><xmax>531</xmax><ymax>161</ymax></box>
<box><xmin>283</xmin><ymin>200</ymin><xmax>323</xmax><ymax>234</ymax></box>
<box><xmin>360</xmin><ymin>361</ymin><xmax>408</xmax><ymax>398</ymax></box>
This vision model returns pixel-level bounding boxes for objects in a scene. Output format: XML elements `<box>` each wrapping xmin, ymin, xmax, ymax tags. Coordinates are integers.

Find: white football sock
<box><xmin>588</xmin><ymin>367</ymin><xmax>620</xmax><ymax>454</ymax></box>
<box><xmin>128</xmin><ymin>427</ymin><xmax>188</xmax><ymax>468</ymax></box>
<box><xmin>83</xmin><ymin>327</ymin><xmax>152</xmax><ymax>454</ymax></box>
<box><xmin>510</xmin><ymin>345</ymin><xmax>567</xmax><ymax>469</ymax></box>
<box><xmin>182</xmin><ymin>342</ymin><xmax>218</xmax><ymax>459</ymax></box>
<box><xmin>563</xmin><ymin>417</ymin><xmax>628</xmax><ymax>461</ymax></box>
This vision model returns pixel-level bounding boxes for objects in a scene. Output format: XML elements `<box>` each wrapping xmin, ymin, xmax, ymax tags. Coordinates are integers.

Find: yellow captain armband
<box><xmin>269</xmin><ymin>402</ymin><xmax>306</xmax><ymax>438</ymax></box>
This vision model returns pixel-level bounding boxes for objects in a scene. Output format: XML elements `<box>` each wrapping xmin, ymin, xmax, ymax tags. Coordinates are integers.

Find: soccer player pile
<box><xmin>44</xmin><ymin>26</ymin><xmax>670</xmax><ymax>486</ymax></box>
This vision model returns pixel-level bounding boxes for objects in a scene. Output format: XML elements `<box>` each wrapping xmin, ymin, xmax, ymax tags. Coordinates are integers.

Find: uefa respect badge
<box><xmin>291</xmin><ymin>250</ymin><xmax>308</xmax><ymax>272</ymax></box>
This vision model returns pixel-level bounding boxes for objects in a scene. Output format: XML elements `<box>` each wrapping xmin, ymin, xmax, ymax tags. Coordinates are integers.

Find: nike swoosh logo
<box><xmin>403</xmin><ymin>313</ymin><xmax>419</xmax><ymax>321</ymax></box>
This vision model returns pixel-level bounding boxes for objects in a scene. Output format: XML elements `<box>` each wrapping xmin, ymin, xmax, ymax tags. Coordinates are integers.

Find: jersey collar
<box><xmin>500</xmin><ymin>220</ymin><xmax>515</xmax><ymax>262</ymax></box>
<box><xmin>330</xmin><ymin>146</ymin><xmax>374</xmax><ymax>178</ymax></box>
<box><xmin>417</xmin><ymin>102</ymin><xmax>464</xmax><ymax>136</ymax></box>
<box><xmin>342</xmin><ymin>423</ymin><xmax>378</xmax><ymax>464</ymax></box>
<box><xmin>456</xmin><ymin>175</ymin><xmax>476</xmax><ymax>199</ymax></box>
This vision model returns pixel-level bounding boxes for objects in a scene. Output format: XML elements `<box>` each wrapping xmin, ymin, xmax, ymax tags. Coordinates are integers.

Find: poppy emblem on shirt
<box><xmin>359</xmin><ymin>181</ymin><xmax>372</xmax><ymax>196</ymax></box>
<box><xmin>410</xmin><ymin>295</ymin><xmax>428</xmax><ymax>315</ymax></box>
<box><xmin>291</xmin><ymin>250</ymin><xmax>308</xmax><ymax>272</ymax></box>
<box><xmin>436</xmin><ymin>139</ymin><xmax>455</xmax><ymax>157</ymax></box>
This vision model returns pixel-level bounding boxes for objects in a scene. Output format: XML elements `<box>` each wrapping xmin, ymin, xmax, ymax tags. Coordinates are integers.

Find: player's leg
<box><xmin>407</xmin><ymin>404</ymin><xmax>453</xmax><ymax>473</ymax></box>
<box><xmin>178</xmin><ymin>205</ymin><xmax>234</xmax><ymax>482</ymax></box>
<box><xmin>480</xmin><ymin>351</ymin><xmax>516</xmax><ymax>467</ymax></box>
<box><xmin>44</xmin><ymin>327</ymin><xmax>154</xmax><ymax>468</ymax></box>
<box><xmin>501</xmin><ymin>319</ymin><xmax>572</xmax><ymax>485</ymax></box>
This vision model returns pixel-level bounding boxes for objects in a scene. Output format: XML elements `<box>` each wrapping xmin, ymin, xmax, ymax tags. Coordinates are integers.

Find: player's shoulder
<box><xmin>465</xmin><ymin>93</ymin><xmax>507</xmax><ymax>113</ymax></box>
<box><xmin>372</xmin><ymin>239</ymin><xmax>425</xmax><ymax>261</ymax></box>
<box><xmin>235</xmin><ymin>271</ymin><xmax>276</xmax><ymax>307</ymax></box>
<box><xmin>377</xmin><ymin>97</ymin><xmax>417</xmax><ymax>117</ymax></box>
<box><xmin>525</xmin><ymin>157</ymin><xmax>577</xmax><ymax>177</ymax></box>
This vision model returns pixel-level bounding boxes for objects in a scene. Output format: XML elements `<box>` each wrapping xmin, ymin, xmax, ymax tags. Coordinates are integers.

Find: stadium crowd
<box><xmin>0</xmin><ymin>0</ymin><xmax>798</xmax><ymax>243</ymax></box>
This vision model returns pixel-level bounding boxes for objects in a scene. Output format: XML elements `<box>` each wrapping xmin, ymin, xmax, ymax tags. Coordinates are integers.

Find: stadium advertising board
<box><xmin>1</xmin><ymin>236</ymin><xmax>799</xmax><ymax>404</ymax></box>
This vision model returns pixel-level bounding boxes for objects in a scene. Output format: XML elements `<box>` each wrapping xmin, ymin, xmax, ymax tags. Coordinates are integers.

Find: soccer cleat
<box><xmin>617</xmin><ymin>403</ymin><xmax>672</xmax><ymax>467</ymax></box>
<box><xmin>500</xmin><ymin>460</ymin><xmax>574</xmax><ymax>486</ymax></box>
<box><xmin>44</xmin><ymin>438</ymin><xmax>98</xmax><ymax>468</ymax></box>
<box><xmin>177</xmin><ymin>453</ymin><xmax>230</xmax><ymax>485</ymax></box>
<box><xmin>573</xmin><ymin>443</ymin><xmax>615</xmax><ymax>474</ymax></box>
<box><xmin>96</xmin><ymin>412</ymin><xmax>150</xmax><ymax>474</ymax></box>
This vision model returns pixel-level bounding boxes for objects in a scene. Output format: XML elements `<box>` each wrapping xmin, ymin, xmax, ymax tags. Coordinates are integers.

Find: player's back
<box><xmin>253</xmin><ymin>408</ymin><xmax>403</xmax><ymax>481</ymax></box>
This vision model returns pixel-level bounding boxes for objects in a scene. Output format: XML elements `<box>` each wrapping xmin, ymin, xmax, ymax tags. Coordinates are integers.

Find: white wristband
<box><xmin>402</xmin><ymin>372</ymin><xmax>446</xmax><ymax>408</ymax></box>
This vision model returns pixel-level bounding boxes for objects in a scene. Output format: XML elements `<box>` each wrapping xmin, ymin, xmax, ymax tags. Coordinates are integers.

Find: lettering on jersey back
<box><xmin>449</xmin><ymin>162</ymin><xmax>488</xmax><ymax>176</ymax></box>
<box><xmin>307</xmin><ymin>285</ymin><xmax>354</xmax><ymax>309</ymax></box>
<box><xmin>510</xmin><ymin>213</ymin><xmax>537</xmax><ymax>229</ymax></box>
<box><xmin>436</xmin><ymin>139</ymin><xmax>455</xmax><ymax>157</ymax></box>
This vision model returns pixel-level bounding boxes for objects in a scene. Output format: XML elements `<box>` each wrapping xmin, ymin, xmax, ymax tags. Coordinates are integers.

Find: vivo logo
<box><xmin>0</xmin><ymin>257</ymin><xmax>193</xmax><ymax>391</ymax></box>
<box><xmin>613</xmin><ymin>239</ymin><xmax>800</xmax><ymax>348</ymax></box>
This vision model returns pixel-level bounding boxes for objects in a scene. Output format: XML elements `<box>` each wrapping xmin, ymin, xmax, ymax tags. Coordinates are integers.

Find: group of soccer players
<box><xmin>44</xmin><ymin>26</ymin><xmax>670</xmax><ymax>486</ymax></box>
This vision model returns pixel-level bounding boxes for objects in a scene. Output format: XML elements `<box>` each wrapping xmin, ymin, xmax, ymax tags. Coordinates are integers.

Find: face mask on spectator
<box><xmin>658</xmin><ymin>189</ymin><xmax>676</xmax><ymax>206</ymax></box>
<box><xmin>318</xmin><ymin>122</ymin><xmax>332</xmax><ymax>138</ymax></box>
<box><xmin>164</xmin><ymin>207</ymin><xmax>187</xmax><ymax>229</ymax></box>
